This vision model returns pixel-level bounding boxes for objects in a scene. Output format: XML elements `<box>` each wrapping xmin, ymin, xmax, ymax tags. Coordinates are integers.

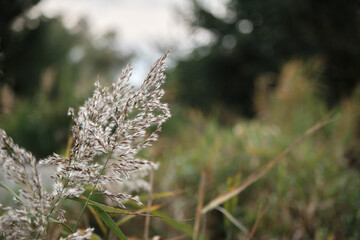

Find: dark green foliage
<box><xmin>2</xmin><ymin>16</ymin><xmax>127</xmax><ymax>97</ymax></box>
<box><xmin>172</xmin><ymin>0</ymin><xmax>360</xmax><ymax>116</ymax></box>
<box><xmin>0</xmin><ymin>0</ymin><xmax>41</xmax><ymax>48</ymax></box>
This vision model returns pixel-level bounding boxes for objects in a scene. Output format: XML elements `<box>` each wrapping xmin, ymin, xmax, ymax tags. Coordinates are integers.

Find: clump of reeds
<box><xmin>0</xmin><ymin>53</ymin><xmax>170</xmax><ymax>239</ymax></box>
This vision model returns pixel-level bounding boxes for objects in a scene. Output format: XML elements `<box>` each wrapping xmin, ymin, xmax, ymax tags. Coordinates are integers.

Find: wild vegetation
<box><xmin>1</xmin><ymin>0</ymin><xmax>360</xmax><ymax>239</ymax></box>
<box><xmin>1</xmin><ymin>56</ymin><xmax>359</xmax><ymax>239</ymax></box>
<box><xmin>154</xmin><ymin>59</ymin><xmax>360</xmax><ymax>239</ymax></box>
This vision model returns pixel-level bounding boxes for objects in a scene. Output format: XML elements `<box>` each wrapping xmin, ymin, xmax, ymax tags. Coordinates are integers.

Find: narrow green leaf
<box><xmin>49</xmin><ymin>218</ymin><xmax>73</xmax><ymax>233</ymax></box>
<box><xmin>139</xmin><ymin>190</ymin><xmax>182</xmax><ymax>202</ymax></box>
<box><xmin>231</xmin><ymin>173</ymin><xmax>241</xmax><ymax>211</ymax></box>
<box><xmin>224</xmin><ymin>176</ymin><xmax>233</xmax><ymax>228</ymax></box>
<box><xmin>70</xmin><ymin>197</ymin><xmax>137</xmax><ymax>215</ymax></box>
<box><xmin>224</xmin><ymin>172</ymin><xmax>241</xmax><ymax>228</ymax></box>
<box><xmin>88</xmin><ymin>205</ymin><xmax>107</xmax><ymax>235</ymax></box>
<box><xmin>92</xmin><ymin>206</ymin><xmax>127</xmax><ymax>240</ymax></box>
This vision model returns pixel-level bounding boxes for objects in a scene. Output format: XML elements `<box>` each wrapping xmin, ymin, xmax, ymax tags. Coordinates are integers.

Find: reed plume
<box><xmin>0</xmin><ymin>53</ymin><xmax>170</xmax><ymax>239</ymax></box>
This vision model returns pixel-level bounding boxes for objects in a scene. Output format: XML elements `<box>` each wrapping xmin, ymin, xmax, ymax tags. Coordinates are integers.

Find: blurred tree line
<box><xmin>1</xmin><ymin>0</ymin><xmax>360</xmax><ymax>157</ymax></box>
<box><xmin>0</xmin><ymin>0</ymin><xmax>130</xmax><ymax>157</ymax></box>
<box><xmin>171</xmin><ymin>0</ymin><xmax>360</xmax><ymax>117</ymax></box>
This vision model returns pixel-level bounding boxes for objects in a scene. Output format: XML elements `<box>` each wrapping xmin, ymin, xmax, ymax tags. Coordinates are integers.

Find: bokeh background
<box><xmin>1</xmin><ymin>0</ymin><xmax>360</xmax><ymax>239</ymax></box>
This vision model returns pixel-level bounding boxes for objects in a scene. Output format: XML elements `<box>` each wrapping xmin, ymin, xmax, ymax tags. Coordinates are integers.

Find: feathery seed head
<box><xmin>0</xmin><ymin>53</ymin><xmax>171</xmax><ymax>239</ymax></box>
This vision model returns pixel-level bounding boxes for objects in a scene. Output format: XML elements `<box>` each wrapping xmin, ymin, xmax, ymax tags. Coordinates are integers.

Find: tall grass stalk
<box><xmin>0</xmin><ymin>53</ymin><xmax>170</xmax><ymax>239</ymax></box>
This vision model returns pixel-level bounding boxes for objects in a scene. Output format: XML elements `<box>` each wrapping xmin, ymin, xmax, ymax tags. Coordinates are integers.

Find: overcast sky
<box><xmin>30</xmin><ymin>0</ymin><xmax>225</xmax><ymax>84</ymax></box>
<box><xmin>30</xmin><ymin>0</ymin><xmax>189</xmax><ymax>84</ymax></box>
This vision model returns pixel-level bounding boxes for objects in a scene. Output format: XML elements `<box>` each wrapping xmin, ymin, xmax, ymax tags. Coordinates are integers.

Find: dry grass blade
<box><xmin>117</xmin><ymin>205</ymin><xmax>162</xmax><ymax>226</ymax></box>
<box><xmin>247</xmin><ymin>204</ymin><xmax>270</xmax><ymax>240</ymax></box>
<box><xmin>215</xmin><ymin>206</ymin><xmax>248</xmax><ymax>234</ymax></box>
<box><xmin>193</xmin><ymin>171</ymin><xmax>206</xmax><ymax>240</ymax></box>
<box><xmin>202</xmin><ymin>118</ymin><xmax>335</xmax><ymax>214</ymax></box>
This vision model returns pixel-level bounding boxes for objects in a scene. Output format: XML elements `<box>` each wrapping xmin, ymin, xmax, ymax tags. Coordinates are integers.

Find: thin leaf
<box><xmin>193</xmin><ymin>171</ymin><xmax>206</xmax><ymax>240</ymax></box>
<box><xmin>92</xmin><ymin>206</ymin><xmax>127</xmax><ymax>240</ymax></box>
<box><xmin>48</xmin><ymin>218</ymin><xmax>73</xmax><ymax>233</ymax></box>
<box><xmin>88</xmin><ymin>205</ymin><xmax>107</xmax><ymax>235</ymax></box>
<box><xmin>136</xmin><ymin>190</ymin><xmax>182</xmax><ymax>204</ymax></box>
<box><xmin>70</xmin><ymin>197</ymin><xmax>137</xmax><ymax>215</ymax></box>
<box><xmin>120</xmin><ymin>190</ymin><xmax>182</xmax><ymax>209</ymax></box>
<box><xmin>224</xmin><ymin>172</ymin><xmax>241</xmax><ymax>228</ymax></box>
<box><xmin>117</xmin><ymin>204</ymin><xmax>161</xmax><ymax>226</ymax></box>
<box><xmin>247</xmin><ymin>204</ymin><xmax>270</xmax><ymax>240</ymax></box>
<box><xmin>202</xmin><ymin>118</ymin><xmax>334</xmax><ymax>214</ymax></box>
<box><xmin>215</xmin><ymin>207</ymin><xmax>248</xmax><ymax>234</ymax></box>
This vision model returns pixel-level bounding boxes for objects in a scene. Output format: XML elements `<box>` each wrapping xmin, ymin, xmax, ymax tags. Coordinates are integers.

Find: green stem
<box><xmin>73</xmin><ymin>152</ymin><xmax>112</xmax><ymax>232</ymax></box>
